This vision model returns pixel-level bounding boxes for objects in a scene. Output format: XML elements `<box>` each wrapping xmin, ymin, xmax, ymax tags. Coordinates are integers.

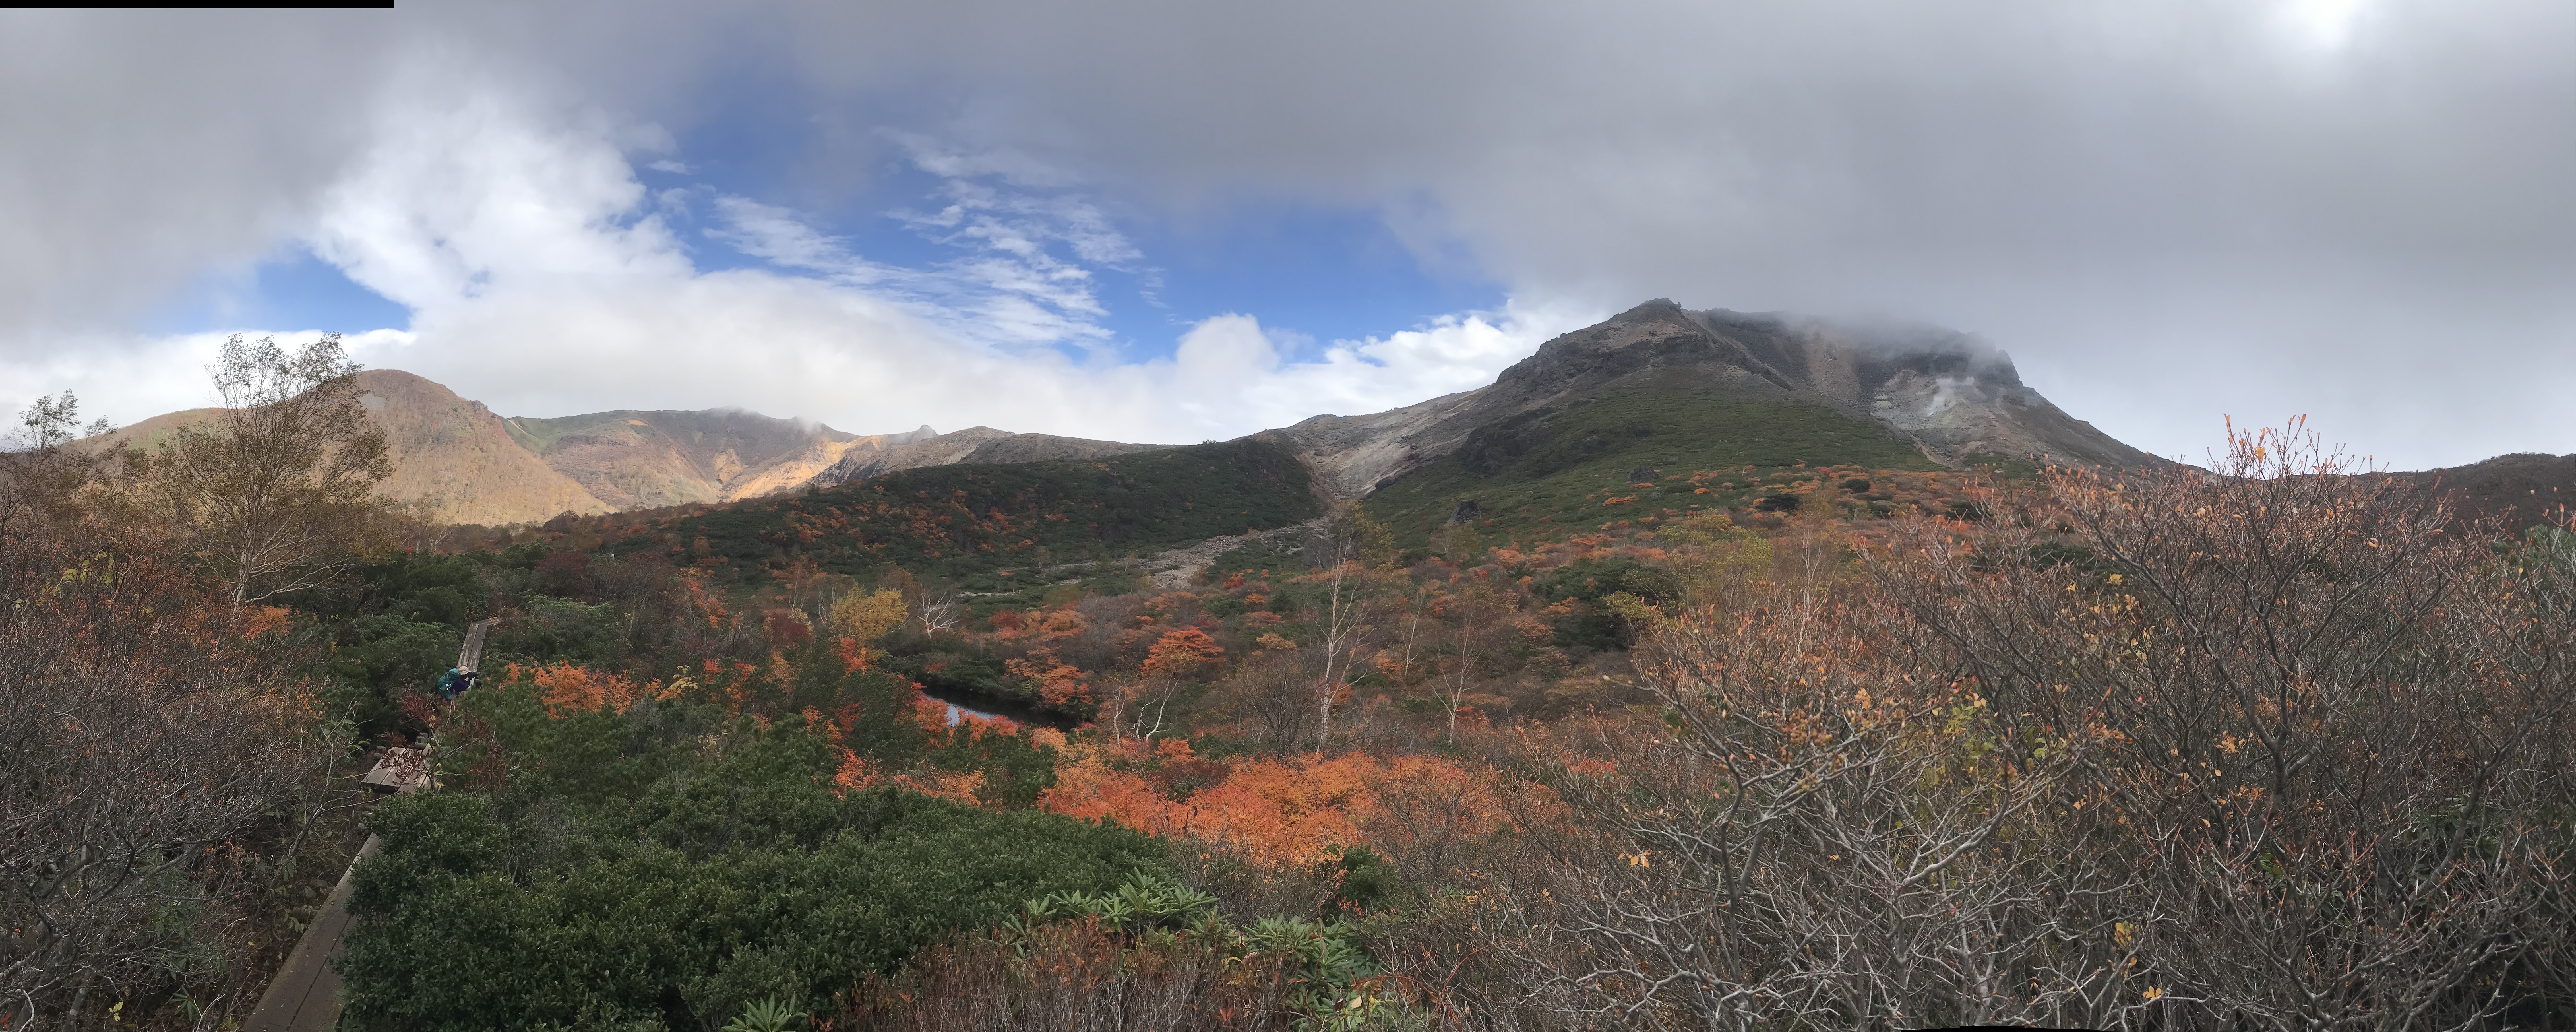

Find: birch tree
<box><xmin>142</xmin><ymin>334</ymin><xmax>393</xmax><ymax>607</ymax></box>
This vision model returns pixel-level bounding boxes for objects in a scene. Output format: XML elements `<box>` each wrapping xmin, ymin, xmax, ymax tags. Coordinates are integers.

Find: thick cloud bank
<box><xmin>5</xmin><ymin>2</ymin><xmax>2574</xmax><ymax>464</ymax></box>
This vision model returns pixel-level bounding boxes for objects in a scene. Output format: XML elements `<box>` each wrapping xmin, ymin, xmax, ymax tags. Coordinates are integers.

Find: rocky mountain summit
<box><xmin>1276</xmin><ymin>299</ymin><xmax>2153</xmax><ymax>502</ymax></box>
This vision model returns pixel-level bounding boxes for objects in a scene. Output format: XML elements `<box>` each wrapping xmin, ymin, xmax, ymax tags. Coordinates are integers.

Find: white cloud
<box><xmin>16</xmin><ymin>3</ymin><xmax>2576</xmax><ymax>467</ymax></box>
<box><xmin>11</xmin><ymin>84</ymin><xmax>1581</xmax><ymax>446</ymax></box>
<box><xmin>706</xmin><ymin>196</ymin><xmax>862</xmax><ymax>274</ymax></box>
<box><xmin>308</xmin><ymin>85</ymin><xmax>690</xmax><ymax>311</ymax></box>
<box><xmin>2</xmin><ymin>328</ymin><xmax>416</xmax><ymax>434</ymax></box>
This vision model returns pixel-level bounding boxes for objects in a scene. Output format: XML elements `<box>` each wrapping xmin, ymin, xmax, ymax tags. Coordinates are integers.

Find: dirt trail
<box><xmin>1140</xmin><ymin>518</ymin><xmax>1328</xmax><ymax>590</ymax></box>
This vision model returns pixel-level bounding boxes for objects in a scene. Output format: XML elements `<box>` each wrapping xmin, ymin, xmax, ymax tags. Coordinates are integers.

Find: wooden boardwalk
<box><xmin>242</xmin><ymin>618</ymin><xmax>489</xmax><ymax>1030</ymax></box>
<box><xmin>241</xmin><ymin>835</ymin><xmax>379</xmax><ymax>1032</ymax></box>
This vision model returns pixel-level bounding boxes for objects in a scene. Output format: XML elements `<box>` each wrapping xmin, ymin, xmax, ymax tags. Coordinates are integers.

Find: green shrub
<box><xmin>343</xmin><ymin>774</ymin><xmax>1166</xmax><ymax>1030</ymax></box>
<box><xmin>339</xmin><ymin>647</ymin><xmax>1127</xmax><ymax>1031</ymax></box>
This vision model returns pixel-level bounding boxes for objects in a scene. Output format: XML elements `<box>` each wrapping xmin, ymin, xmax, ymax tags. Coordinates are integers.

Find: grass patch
<box><xmin>1363</xmin><ymin>392</ymin><xmax>1944</xmax><ymax>547</ymax></box>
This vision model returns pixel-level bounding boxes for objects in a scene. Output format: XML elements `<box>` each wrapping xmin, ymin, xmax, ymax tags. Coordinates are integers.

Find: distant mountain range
<box><xmin>88</xmin><ymin>300</ymin><xmax>2567</xmax><ymax>536</ymax></box>
<box><xmin>91</xmin><ymin>370</ymin><xmax>1158</xmax><ymax>527</ymax></box>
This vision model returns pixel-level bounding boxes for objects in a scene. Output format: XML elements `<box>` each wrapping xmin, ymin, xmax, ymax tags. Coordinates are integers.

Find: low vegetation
<box><xmin>7</xmin><ymin>340</ymin><xmax>2571</xmax><ymax>1031</ymax></box>
<box><xmin>1361</xmin><ymin>392</ymin><xmax>1943</xmax><ymax>548</ymax></box>
<box><xmin>591</xmin><ymin>435</ymin><xmax>1320</xmax><ymax>597</ymax></box>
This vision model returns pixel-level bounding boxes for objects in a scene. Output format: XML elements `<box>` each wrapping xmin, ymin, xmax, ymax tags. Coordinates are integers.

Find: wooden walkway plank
<box><xmin>245</xmin><ymin>619</ymin><xmax>481</xmax><ymax>1029</ymax></box>
<box><xmin>358</xmin><ymin>747</ymin><xmax>431</xmax><ymax>793</ymax></box>
<box><xmin>241</xmin><ymin>835</ymin><xmax>380</xmax><ymax>1032</ymax></box>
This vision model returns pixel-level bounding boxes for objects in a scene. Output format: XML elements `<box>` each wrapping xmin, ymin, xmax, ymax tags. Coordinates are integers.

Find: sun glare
<box><xmin>2281</xmin><ymin>0</ymin><xmax>2370</xmax><ymax>51</ymax></box>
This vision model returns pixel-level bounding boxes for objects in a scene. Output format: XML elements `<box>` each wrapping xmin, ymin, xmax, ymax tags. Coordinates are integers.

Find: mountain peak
<box><xmin>1484</xmin><ymin>302</ymin><xmax>2143</xmax><ymax>468</ymax></box>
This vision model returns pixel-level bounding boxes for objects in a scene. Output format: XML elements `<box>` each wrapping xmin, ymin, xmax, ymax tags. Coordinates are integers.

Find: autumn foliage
<box><xmin>1042</xmin><ymin>738</ymin><xmax>1517</xmax><ymax>868</ymax></box>
<box><xmin>1370</xmin><ymin>424</ymin><xmax>2576</xmax><ymax>1031</ymax></box>
<box><xmin>1140</xmin><ymin>626</ymin><xmax>1225</xmax><ymax>678</ymax></box>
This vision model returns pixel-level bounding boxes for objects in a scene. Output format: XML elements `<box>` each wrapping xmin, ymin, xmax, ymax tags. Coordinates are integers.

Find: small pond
<box><xmin>913</xmin><ymin>682</ymin><xmax>1082</xmax><ymax>730</ymax></box>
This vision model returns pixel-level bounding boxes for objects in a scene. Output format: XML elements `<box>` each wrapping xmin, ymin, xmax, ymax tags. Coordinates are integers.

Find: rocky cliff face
<box><xmin>1279</xmin><ymin>299</ymin><xmax>2154</xmax><ymax>501</ymax></box>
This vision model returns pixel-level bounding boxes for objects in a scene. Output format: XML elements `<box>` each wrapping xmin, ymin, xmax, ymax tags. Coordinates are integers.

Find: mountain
<box><xmin>96</xmin><ymin>370</ymin><xmax>617</xmax><ymax>527</ymax></box>
<box><xmin>515</xmin><ymin>300</ymin><xmax>2166</xmax><ymax>603</ymax></box>
<box><xmin>1286</xmin><ymin>300</ymin><xmax>2152</xmax><ymax>538</ymax></box>
<box><xmin>812</xmin><ymin>426</ymin><xmax>1172</xmax><ymax>486</ymax></box>
<box><xmin>500</xmin><ymin>409</ymin><xmax>921</xmax><ymax>511</ymax></box>
<box><xmin>88</xmin><ymin>371</ymin><xmax>907</xmax><ymax>526</ymax></box>
<box><xmin>86</xmin><ymin>301</ymin><xmax>2160</xmax><ymax>534</ymax></box>
<box><xmin>1288</xmin><ymin>300</ymin><xmax>2148</xmax><ymax>499</ymax></box>
<box><xmin>606</xmin><ymin>436</ymin><xmax>1319</xmax><ymax>604</ymax></box>
<box><xmin>2397</xmin><ymin>453</ymin><xmax>2576</xmax><ymax>533</ymax></box>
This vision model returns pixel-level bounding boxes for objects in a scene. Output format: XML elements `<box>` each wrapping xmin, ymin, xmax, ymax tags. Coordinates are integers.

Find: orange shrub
<box><xmin>519</xmin><ymin>661</ymin><xmax>643</xmax><ymax>716</ymax></box>
<box><xmin>1140</xmin><ymin>627</ymin><xmax>1224</xmax><ymax>678</ymax></box>
<box><xmin>1042</xmin><ymin>739</ymin><xmax>1513</xmax><ymax>867</ymax></box>
<box><xmin>1006</xmin><ymin>649</ymin><xmax>1094</xmax><ymax>708</ymax></box>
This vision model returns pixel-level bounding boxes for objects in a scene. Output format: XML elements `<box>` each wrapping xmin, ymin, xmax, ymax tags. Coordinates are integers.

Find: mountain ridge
<box><xmin>77</xmin><ymin>301</ymin><xmax>2183</xmax><ymax>530</ymax></box>
<box><xmin>86</xmin><ymin>300</ymin><xmax>2573</xmax><ymax>546</ymax></box>
<box><xmin>1279</xmin><ymin>300</ymin><xmax>2154</xmax><ymax>506</ymax></box>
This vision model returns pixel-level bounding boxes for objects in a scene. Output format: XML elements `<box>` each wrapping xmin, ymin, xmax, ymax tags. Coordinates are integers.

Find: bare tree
<box><xmin>915</xmin><ymin>584</ymin><xmax>965</xmax><ymax>635</ymax></box>
<box><xmin>142</xmin><ymin>334</ymin><xmax>394</xmax><ymax>606</ymax></box>
<box><xmin>1398</xmin><ymin>424</ymin><xmax>2575</xmax><ymax>1031</ymax></box>
<box><xmin>1308</xmin><ymin>548</ymin><xmax>1372</xmax><ymax>748</ymax></box>
<box><xmin>1205</xmin><ymin>653</ymin><xmax>1315</xmax><ymax>753</ymax></box>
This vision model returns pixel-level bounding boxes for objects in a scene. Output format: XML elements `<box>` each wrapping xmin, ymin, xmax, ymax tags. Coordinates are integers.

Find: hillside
<box><xmin>94</xmin><ymin>370</ymin><xmax>616</xmax><ymax>526</ymax></box>
<box><xmin>501</xmin><ymin>408</ymin><xmax>908</xmax><ymax>509</ymax></box>
<box><xmin>600</xmin><ymin>435</ymin><xmax>1322</xmax><ymax>600</ymax></box>
<box><xmin>1284</xmin><ymin>300</ymin><xmax>2149</xmax><ymax>509</ymax></box>
<box><xmin>82</xmin><ymin>301</ymin><xmax>2178</xmax><ymax>540</ymax></box>
<box><xmin>814</xmin><ymin>426</ymin><xmax>1171</xmax><ymax>486</ymax></box>
<box><xmin>2397</xmin><ymin>453</ymin><xmax>2576</xmax><ymax>532</ymax></box>
<box><xmin>1316</xmin><ymin>300</ymin><xmax>2150</xmax><ymax>542</ymax></box>
<box><xmin>1358</xmin><ymin>395</ymin><xmax>1947</xmax><ymax>546</ymax></box>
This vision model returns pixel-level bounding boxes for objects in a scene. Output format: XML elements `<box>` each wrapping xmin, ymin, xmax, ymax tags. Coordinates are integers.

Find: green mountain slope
<box><xmin>1362</xmin><ymin>390</ymin><xmax>1944</xmax><ymax>546</ymax></box>
<box><xmin>604</xmin><ymin>436</ymin><xmax>1321</xmax><ymax>595</ymax></box>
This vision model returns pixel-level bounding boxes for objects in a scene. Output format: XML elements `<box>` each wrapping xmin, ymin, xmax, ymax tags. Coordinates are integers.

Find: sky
<box><xmin>4</xmin><ymin>1</ymin><xmax>2574</xmax><ymax>468</ymax></box>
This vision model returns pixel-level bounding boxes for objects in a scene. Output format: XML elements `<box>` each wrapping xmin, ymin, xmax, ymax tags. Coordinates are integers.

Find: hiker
<box><xmin>436</xmin><ymin>666</ymin><xmax>477</xmax><ymax>704</ymax></box>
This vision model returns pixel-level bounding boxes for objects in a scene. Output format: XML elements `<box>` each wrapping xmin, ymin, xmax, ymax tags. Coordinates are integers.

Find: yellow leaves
<box><xmin>829</xmin><ymin>589</ymin><xmax>906</xmax><ymax>643</ymax></box>
<box><xmin>2113</xmin><ymin>920</ymin><xmax>2136</xmax><ymax>948</ymax></box>
<box><xmin>2144</xmin><ymin>986</ymin><xmax>2163</xmax><ymax>1001</ymax></box>
<box><xmin>1621</xmin><ymin>851</ymin><xmax>1652</xmax><ymax>867</ymax></box>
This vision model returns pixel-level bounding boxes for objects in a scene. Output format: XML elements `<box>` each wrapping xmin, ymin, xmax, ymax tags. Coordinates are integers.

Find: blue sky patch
<box><xmin>147</xmin><ymin>250</ymin><xmax>413</xmax><ymax>337</ymax></box>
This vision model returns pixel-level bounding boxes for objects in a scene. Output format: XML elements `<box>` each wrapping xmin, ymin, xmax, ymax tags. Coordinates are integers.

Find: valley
<box><xmin>31</xmin><ymin>301</ymin><xmax>2576</xmax><ymax>1031</ymax></box>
